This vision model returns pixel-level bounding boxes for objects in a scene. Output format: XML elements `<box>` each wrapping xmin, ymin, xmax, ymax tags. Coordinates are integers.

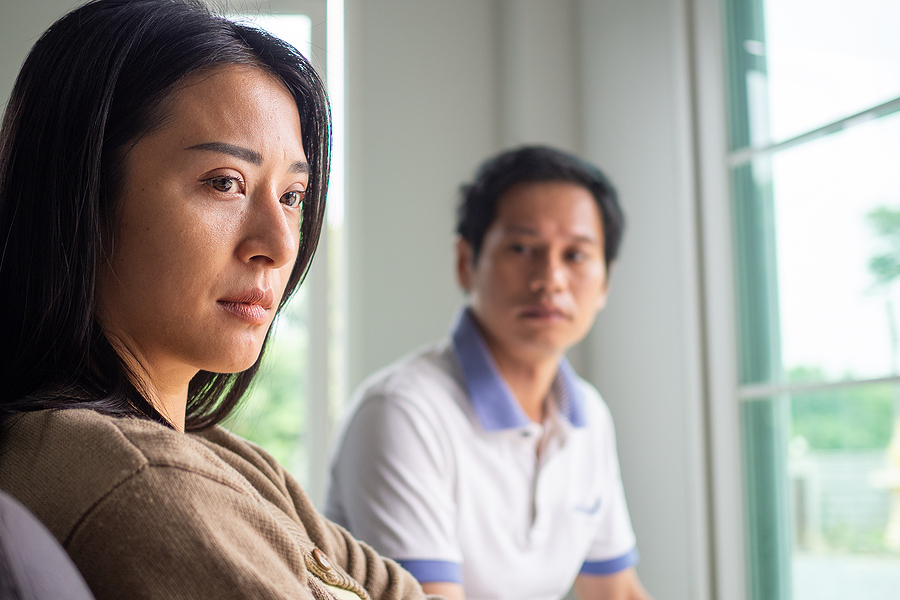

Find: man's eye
<box><xmin>205</xmin><ymin>176</ymin><xmax>241</xmax><ymax>193</ymax></box>
<box><xmin>510</xmin><ymin>243</ymin><xmax>527</xmax><ymax>254</ymax></box>
<box><xmin>281</xmin><ymin>189</ymin><xmax>306</xmax><ymax>208</ymax></box>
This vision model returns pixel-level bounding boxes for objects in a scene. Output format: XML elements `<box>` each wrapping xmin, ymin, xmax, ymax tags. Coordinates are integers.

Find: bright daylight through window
<box><xmin>725</xmin><ymin>0</ymin><xmax>900</xmax><ymax>598</ymax></box>
<box><xmin>219</xmin><ymin>13</ymin><xmax>314</xmax><ymax>484</ymax></box>
<box><xmin>219</xmin><ymin>6</ymin><xmax>346</xmax><ymax>503</ymax></box>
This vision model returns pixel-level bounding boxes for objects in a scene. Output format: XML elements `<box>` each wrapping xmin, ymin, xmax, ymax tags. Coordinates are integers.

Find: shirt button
<box><xmin>312</xmin><ymin>548</ymin><xmax>333</xmax><ymax>571</ymax></box>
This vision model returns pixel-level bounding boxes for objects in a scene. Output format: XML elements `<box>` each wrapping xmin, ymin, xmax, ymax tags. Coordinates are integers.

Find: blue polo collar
<box><xmin>451</xmin><ymin>308</ymin><xmax>587</xmax><ymax>431</ymax></box>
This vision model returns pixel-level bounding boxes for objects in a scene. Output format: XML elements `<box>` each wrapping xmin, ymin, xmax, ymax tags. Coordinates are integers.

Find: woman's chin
<box><xmin>201</xmin><ymin>350</ymin><xmax>265</xmax><ymax>375</ymax></box>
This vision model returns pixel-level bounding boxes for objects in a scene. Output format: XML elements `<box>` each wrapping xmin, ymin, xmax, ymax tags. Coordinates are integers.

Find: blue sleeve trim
<box><xmin>397</xmin><ymin>560</ymin><xmax>463</xmax><ymax>584</ymax></box>
<box><xmin>580</xmin><ymin>547</ymin><xmax>640</xmax><ymax>575</ymax></box>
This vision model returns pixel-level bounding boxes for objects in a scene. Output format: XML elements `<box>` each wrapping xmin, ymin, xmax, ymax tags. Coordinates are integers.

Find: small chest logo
<box><xmin>573</xmin><ymin>498</ymin><xmax>601</xmax><ymax>515</ymax></box>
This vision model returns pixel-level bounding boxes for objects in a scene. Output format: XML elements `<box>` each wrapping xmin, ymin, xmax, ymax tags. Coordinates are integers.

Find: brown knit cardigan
<box><xmin>0</xmin><ymin>409</ymin><xmax>435</xmax><ymax>600</ymax></box>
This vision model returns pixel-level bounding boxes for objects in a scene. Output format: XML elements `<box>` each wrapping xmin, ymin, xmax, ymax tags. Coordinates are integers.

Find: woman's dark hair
<box><xmin>0</xmin><ymin>0</ymin><xmax>331</xmax><ymax>431</ymax></box>
<box><xmin>456</xmin><ymin>146</ymin><xmax>624</xmax><ymax>268</ymax></box>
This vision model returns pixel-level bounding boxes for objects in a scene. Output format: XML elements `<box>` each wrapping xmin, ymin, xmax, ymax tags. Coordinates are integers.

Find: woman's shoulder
<box><xmin>194</xmin><ymin>425</ymin><xmax>320</xmax><ymax>522</ymax></box>
<box><xmin>0</xmin><ymin>409</ymin><xmax>149</xmax><ymax>543</ymax></box>
<box><xmin>194</xmin><ymin>425</ymin><xmax>292</xmax><ymax>493</ymax></box>
<box><xmin>0</xmin><ymin>408</ymin><xmax>243</xmax><ymax>543</ymax></box>
<box><xmin>1</xmin><ymin>406</ymin><xmax>224</xmax><ymax>469</ymax></box>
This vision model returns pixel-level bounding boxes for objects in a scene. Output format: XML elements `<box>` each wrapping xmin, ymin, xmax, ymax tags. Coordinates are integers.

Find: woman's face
<box><xmin>96</xmin><ymin>64</ymin><xmax>308</xmax><ymax>392</ymax></box>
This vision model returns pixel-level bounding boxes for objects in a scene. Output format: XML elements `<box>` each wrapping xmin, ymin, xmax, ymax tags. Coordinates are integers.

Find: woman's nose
<box><xmin>236</xmin><ymin>188</ymin><xmax>299</xmax><ymax>269</ymax></box>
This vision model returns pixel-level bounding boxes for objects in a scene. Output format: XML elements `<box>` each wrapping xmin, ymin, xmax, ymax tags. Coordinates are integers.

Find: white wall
<box><xmin>0</xmin><ymin>0</ymin><xmax>81</xmax><ymax>104</ymax></box>
<box><xmin>344</xmin><ymin>0</ymin><xmax>493</xmax><ymax>388</ymax></box>
<box><xmin>344</xmin><ymin>0</ymin><xmax>592</xmax><ymax>387</ymax></box>
<box><xmin>576</xmin><ymin>0</ymin><xmax>712</xmax><ymax>597</ymax></box>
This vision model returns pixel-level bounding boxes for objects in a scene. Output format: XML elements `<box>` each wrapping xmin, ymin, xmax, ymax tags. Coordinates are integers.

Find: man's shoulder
<box><xmin>354</xmin><ymin>340</ymin><xmax>467</xmax><ymax>408</ymax></box>
<box><xmin>333</xmin><ymin>340</ymin><xmax>482</xmax><ymax>450</ymax></box>
<box><xmin>567</xmin><ymin>373</ymin><xmax>617</xmax><ymax>432</ymax></box>
<box><xmin>572</xmin><ymin>374</ymin><xmax>604</xmax><ymax>405</ymax></box>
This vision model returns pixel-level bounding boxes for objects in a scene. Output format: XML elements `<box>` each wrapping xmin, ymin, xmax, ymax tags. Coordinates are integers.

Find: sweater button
<box><xmin>312</xmin><ymin>548</ymin><xmax>333</xmax><ymax>571</ymax></box>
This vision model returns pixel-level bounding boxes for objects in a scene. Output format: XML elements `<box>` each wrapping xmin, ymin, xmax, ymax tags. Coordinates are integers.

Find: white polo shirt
<box><xmin>325</xmin><ymin>309</ymin><xmax>638</xmax><ymax>600</ymax></box>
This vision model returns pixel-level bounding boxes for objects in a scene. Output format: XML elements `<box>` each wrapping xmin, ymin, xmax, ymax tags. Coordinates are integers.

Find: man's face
<box><xmin>457</xmin><ymin>180</ymin><xmax>610</xmax><ymax>365</ymax></box>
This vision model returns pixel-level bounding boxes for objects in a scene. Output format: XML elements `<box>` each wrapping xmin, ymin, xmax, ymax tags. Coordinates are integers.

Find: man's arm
<box><xmin>419</xmin><ymin>566</ymin><xmax>652</xmax><ymax>600</ymax></box>
<box><xmin>573</xmin><ymin>568</ymin><xmax>654</xmax><ymax>600</ymax></box>
<box><xmin>326</xmin><ymin>393</ymin><xmax>465</xmax><ymax>591</ymax></box>
<box><xmin>421</xmin><ymin>582</ymin><xmax>465</xmax><ymax>600</ymax></box>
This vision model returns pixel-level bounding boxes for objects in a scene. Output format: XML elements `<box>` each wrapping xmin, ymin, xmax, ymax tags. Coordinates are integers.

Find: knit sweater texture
<box><xmin>0</xmin><ymin>408</ymin><xmax>430</xmax><ymax>600</ymax></box>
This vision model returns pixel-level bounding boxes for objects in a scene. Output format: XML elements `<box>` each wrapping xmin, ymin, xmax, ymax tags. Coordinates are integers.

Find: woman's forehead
<box><xmin>134</xmin><ymin>64</ymin><xmax>305</xmax><ymax>165</ymax></box>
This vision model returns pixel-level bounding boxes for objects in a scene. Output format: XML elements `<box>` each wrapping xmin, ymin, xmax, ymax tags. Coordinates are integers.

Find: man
<box><xmin>326</xmin><ymin>146</ymin><xmax>652</xmax><ymax>600</ymax></box>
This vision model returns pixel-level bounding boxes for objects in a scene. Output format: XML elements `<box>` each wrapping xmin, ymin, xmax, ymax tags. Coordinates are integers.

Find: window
<box><xmin>220</xmin><ymin>0</ymin><xmax>346</xmax><ymax>506</ymax></box>
<box><xmin>724</xmin><ymin>0</ymin><xmax>900</xmax><ymax>598</ymax></box>
<box><xmin>221</xmin><ymin>10</ymin><xmax>314</xmax><ymax>484</ymax></box>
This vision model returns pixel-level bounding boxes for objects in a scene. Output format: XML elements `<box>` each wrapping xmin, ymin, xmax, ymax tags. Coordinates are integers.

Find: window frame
<box><xmin>691</xmin><ymin>0</ymin><xmax>750</xmax><ymax>596</ymax></box>
<box><xmin>693</xmin><ymin>0</ymin><xmax>900</xmax><ymax>598</ymax></box>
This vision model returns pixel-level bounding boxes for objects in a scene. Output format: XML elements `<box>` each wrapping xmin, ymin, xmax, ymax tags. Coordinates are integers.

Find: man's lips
<box><xmin>217</xmin><ymin>288</ymin><xmax>274</xmax><ymax>325</ymax></box>
<box><xmin>518</xmin><ymin>304</ymin><xmax>571</xmax><ymax>320</ymax></box>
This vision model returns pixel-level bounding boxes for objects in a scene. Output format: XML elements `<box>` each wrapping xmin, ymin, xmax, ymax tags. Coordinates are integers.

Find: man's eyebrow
<box><xmin>187</xmin><ymin>142</ymin><xmax>262</xmax><ymax>166</ymax></box>
<box><xmin>505</xmin><ymin>225</ymin><xmax>541</xmax><ymax>235</ymax></box>
<box><xmin>569</xmin><ymin>233</ymin><xmax>600</xmax><ymax>244</ymax></box>
<box><xmin>504</xmin><ymin>225</ymin><xmax>599</xmax><ymax>243</ymax></box>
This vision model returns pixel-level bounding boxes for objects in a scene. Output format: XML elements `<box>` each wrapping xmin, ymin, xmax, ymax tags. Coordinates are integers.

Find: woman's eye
<box><xmin>281</xmin><ymin>189</ymin><xmax>306</xmax><ymax>208</ymax></box>
<box><xmin>204</xmin><ymin>176</ymin><xmax>242</xmax><ymax>193</ymax></box>
<box><xmin>510</xmin><ymin>243</ymin><xmax>527</xmax><ymax>254</ymax></box>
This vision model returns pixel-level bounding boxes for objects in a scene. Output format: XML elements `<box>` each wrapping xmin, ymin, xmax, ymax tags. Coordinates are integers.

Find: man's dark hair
<box><xmin>0</xmin><ymin>0</ymin><xmax>331</xmax><ymax>432</ymax></box>
<box><xmin>456</xmin><ymin>146</ymin><xmax>624</xmax><ymax>268</ymax></box>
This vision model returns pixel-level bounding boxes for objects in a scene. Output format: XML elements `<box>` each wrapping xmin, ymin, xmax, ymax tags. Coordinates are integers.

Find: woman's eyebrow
<box><xmin>187</xmin><ymin>141</ymin><xmax>262</xmax><ymax>165</ymax></box>
<box><xmin>186</xmin><ymin>142</ymin><xmax>309</xmax><ymax>175</ymax></box>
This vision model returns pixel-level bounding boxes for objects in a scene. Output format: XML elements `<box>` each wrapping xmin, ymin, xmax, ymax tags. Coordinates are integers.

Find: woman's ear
<box><xmin>455</xmin><ymin>236</ymin><xmax>475</xmax><ymax>293</ymax></box>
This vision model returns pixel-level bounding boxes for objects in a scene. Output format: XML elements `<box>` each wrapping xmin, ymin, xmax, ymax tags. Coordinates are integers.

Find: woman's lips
<box><xmin>217</xmin><ymin>288</ymin><xmax>274</xmax><ymax>325</ymax></box>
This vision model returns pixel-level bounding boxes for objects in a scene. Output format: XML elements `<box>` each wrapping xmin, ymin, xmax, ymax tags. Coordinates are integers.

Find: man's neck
<box><xmin>489</xmin><ymin>349</ymin><xmax>560</xmax><ymax>424</ymax></box>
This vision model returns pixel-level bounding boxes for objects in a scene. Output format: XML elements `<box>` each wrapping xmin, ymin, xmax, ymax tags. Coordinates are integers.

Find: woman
<box><xmin>0</xmin><ymin>1</ymin><xmax>431</xmax><ymax>599</ymax></box>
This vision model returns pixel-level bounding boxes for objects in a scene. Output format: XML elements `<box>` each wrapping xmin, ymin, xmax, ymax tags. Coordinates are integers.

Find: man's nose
<box><xmin>529</xmin><ymin>251</ymin><xmax>566</xmax><ymax>293</ymax></box>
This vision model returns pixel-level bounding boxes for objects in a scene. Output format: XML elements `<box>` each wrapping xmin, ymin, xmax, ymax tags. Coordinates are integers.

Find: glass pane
<box><xmin>789</xmin><ymin>383</ymin><xmax>900</xmax><ymax>600</ymax></box>
<box><xmin>765</xmin><ymin>0</ymin><xmax>900</xmax><ymax>143</ymax></box>
<box><xmin>228</xmin><ymin>14</ymin><xmax>312</xmax><ymax>59</ymax></box>
<box><xmin>743</xmin><ymin>384</ymin><xmax>900</xmax><ymax>600</ymax></box>
<box><xmin>736</xmin><ymin>111</ymin><xmax>900</xmax><ymax>384</ymax></box>
<box><xmin>728</xmin><ymin>0</ymin><xmax>900</xmax><ymax>148</ymax></box>
<box><xmin>223</xmin><ymin>287</ymin><xmax>309</xmax><ymax>485</ymax></box>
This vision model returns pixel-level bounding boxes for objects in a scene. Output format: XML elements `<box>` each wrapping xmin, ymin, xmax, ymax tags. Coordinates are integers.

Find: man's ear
<box><xmin>455</xmin><ymin>236</ymin><xmax>475</xmax><ymax>293</ymax></box>
<box><xmin>595</xmin><ymin>262</ymin><xmax>614</xmax><ymax>312</ymax></box>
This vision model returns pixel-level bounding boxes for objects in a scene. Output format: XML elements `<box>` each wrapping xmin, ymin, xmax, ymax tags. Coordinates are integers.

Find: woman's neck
<box><xmin>104</xmin><ymin>329</ymin><xmax>191</xmax><ymax>432</ymax></box>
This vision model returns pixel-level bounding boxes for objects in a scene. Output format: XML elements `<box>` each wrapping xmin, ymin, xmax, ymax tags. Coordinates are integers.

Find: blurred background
<box><xmin>2</xmin><ymin>0</ymin><xmax>899</xmax><ymax>598</ymax></box>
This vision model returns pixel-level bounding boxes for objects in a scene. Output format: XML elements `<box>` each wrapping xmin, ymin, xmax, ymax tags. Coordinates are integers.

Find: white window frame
<box><xmin>220</xmin><ymin>0</ymin><xmax>346</xmax><ymax>507</ymax></box>
<box><xmin>691</xmin><ymin>0</ymin><xmax>749</xmax><ymax>597</ymax></box>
